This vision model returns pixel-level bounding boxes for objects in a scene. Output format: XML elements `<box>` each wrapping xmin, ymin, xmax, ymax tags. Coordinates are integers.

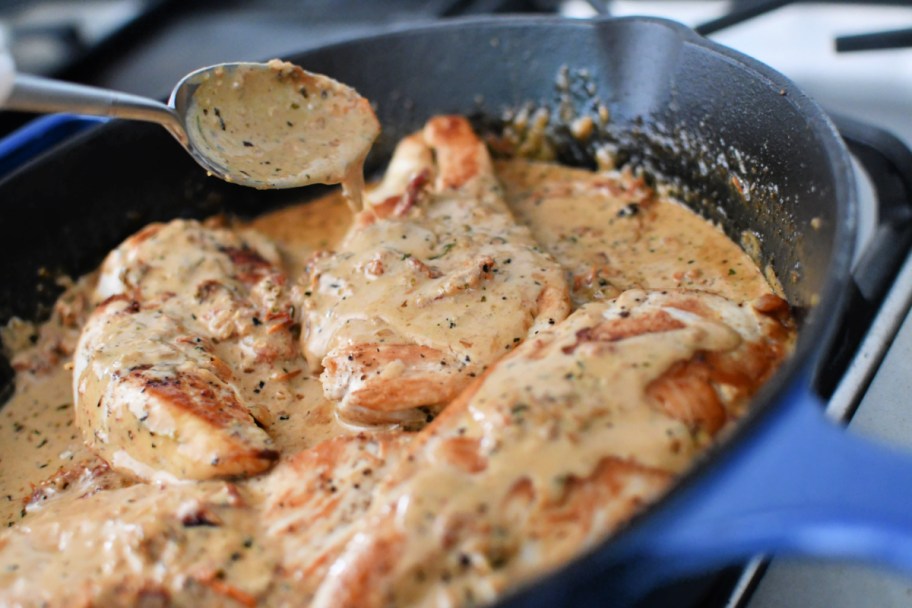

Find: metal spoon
<box><xmin>0</xmin><ymin>59</ymin><xmax>380</xmax><ymax>190</ymax></box>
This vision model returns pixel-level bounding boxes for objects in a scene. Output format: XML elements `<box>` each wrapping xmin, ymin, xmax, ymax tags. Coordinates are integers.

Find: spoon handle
<box><xmin>2</xmin><ymin>74</ymin><xmax>186</xmax><ymax>144</ymax></box>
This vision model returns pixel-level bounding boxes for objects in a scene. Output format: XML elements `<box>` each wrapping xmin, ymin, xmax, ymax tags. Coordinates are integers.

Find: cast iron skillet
<box><xmin>3</xmin><ymin>15</ymin><xmax>912</xmax><ymax>606</ymax></box>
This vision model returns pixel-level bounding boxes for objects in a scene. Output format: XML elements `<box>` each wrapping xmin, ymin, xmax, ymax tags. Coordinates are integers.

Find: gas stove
<box><xmin>0</xmin><ymin>2</ymin><xmax>910</xmax><ymax>607</ymax></box>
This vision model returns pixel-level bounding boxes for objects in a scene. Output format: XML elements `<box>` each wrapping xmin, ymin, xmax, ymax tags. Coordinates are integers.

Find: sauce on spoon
<box><xmin>184</xmin><ymin>60</ymin><xmax>380</xmax><ymax>207</ymax></box>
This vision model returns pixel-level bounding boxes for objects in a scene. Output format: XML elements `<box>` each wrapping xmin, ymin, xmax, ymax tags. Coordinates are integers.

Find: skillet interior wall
<box><xmin>0</xmin><ymin>17</ymin><xmax>845</xmax><ymax>397</ymax></box>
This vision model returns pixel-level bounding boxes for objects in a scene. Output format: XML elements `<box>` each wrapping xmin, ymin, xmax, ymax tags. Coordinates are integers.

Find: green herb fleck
<box><xmin>429</xmin><ymin>242</ymin><xmax>456</xmax><ymax>260</ymax></box>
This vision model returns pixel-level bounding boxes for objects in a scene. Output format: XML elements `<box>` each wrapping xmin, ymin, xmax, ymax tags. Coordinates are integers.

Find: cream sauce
<box><xmin>314</xmin><ymin>290</ymin><xmax>774</xmax><ymax>606</ymax></box>
<box><xmin>0</xmin><ymin>481</ymin><xmax>277</xmax><ymax>607</ymax></box>
<box><xmin>299</xmin><ymin>160</ymin><xmax>569</xmax><ymax>420</ymax></box>
<box><xmin>497</xmin><ymin>160</ymin><xmax>773</xmax><ymax>306</ymax></box>
<box><xmin>0</xmin><ymin>154</ymin><xmax>784</xmax><ymax>605</ymax></box>
<box><xmin>185</xmin><ymin>59</ymin><xmax>379</xmax><ymax>201</ymax></box>
<box><xmin>0</xmin><ymin>364</ymin><xmax>92</xmax><ymax>528</ymax></box>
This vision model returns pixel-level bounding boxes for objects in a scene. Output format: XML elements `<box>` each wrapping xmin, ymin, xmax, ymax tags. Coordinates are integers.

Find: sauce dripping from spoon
<box><xmin>183</xmin><ymin>59</ymin><xmax>380</xmax><ymax>209</ymax></box>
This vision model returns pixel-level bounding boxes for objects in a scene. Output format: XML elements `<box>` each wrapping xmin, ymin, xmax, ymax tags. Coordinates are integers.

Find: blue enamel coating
<box><xmin>617</xmin><ymin>374</ymin><xmax>912</xmax><ymax>602</ymax></box>
<box><xmin>0</xmin><ymin>114</ymin><xmax>105</xmax><ymax>178</ymax></box>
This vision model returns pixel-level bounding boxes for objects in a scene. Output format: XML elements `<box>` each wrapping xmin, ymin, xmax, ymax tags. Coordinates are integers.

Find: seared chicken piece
<box><xmin>299</xmin><ymin>116</ymin><xmax>571</xmax><ymax>424</ymax></box>
<box><xmin>255</xmin><ymin>433</ymin><xmax>409</xmax><ymax>603</ymax></box>
<box><xmin>0</xmin><ymin>437</ymin><xmax>409</xmax><ymax>608</ymax></box>
<box><xmin>74</xmin><ymin>219</ymin><xmax>296</xmax><ymax>480</ymax></box>
<box><xmin>94</xmin><ymin>219</ymin><xmax>296</xmax><ymax>371</ymax></box>
<box><xmin>74</xmin><ymin>297</ymin><xmax>278</xmax><ymax>480</ymax></box>
<box><xmin>24</xmin><ymin>457</ymin><xmax>132</xmax><ymax>517</ymax></box>
<box><xmin>313</xmin><ymin>289</ymin><xmax>793</xmax><ymax>607</ymax></box>
<box><xmin>0</xmin><ymin>481</ymin><xmax>276</xmax><ymax>608</ymax></box>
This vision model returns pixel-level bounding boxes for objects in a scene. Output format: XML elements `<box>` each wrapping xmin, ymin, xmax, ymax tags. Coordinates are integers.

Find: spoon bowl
<box><xmin>0</xmin><ymin>60</ymin><xmax>379</xmax><ymax>191</ymax></box>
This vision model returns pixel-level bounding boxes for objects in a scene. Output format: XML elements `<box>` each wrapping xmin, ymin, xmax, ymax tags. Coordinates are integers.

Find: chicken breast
<box><xmin>255</xmin><ymin>433</ymin><xmax>409</xmax><ymax>604</ymax></box>
<box><xmin>24</xmin><ymin>456</ymin><xmax>132</xmax><ymax>518</ymax></box>
<box><xmin>74</xmin><ymin>297</ymin><xmax>279</xmax><ymax>480</ymax></box>
<box><xmin>94</xmin><ymin>219</ymin><xmax>296</xmax><ymax>372</ymax></box>
<box><xmin>299</xmin><ymin>116</ymin><xmax>571</xmax><ymax>424</ymax></box>
<box><xmin>0</xmin><ymin>481</ymin><xmax>276</xmax><ymax>608</ymax></box>
<box><xmin>0</xmin><ymin>433</ymin><xmax>410</xmax><ymax>608</ymax></box>
<box><xmin>74</xmin><ymin>219</ymin><xmax>297</xmax><ymax>480</ymax></box>
<box><xmin>312</xmin><ymin>288</ymin><xmax>793</xmax><ymax>607</ymax></box>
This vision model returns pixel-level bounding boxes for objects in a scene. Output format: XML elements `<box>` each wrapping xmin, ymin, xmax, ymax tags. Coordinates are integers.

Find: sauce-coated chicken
<box><xmin>299</xmin><ymin>116</ymin><xmax>571</xmax><ymax>425</ymax></box>
<box><xmin>74</xmin><ymin>220</ymin><xmax>297</xmax><ymax>480</ymax></box>
<box><xmin>0</xmin><ymin>114</ymin><xmax>796</xmax><ymax>608</ymax></box>
<box><xmin>313</xmin><ymin>289</ymin><xmax>792</xmax><ymax>607</ymax></box>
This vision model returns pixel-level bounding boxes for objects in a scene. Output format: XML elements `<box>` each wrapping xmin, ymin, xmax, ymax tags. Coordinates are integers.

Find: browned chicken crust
<box><xmin>256</xmin><ymin>433</ymin><xmax>410</xmax><ymax>604</ymax></box>
<box><xmin>74</xmin><ymin>297</ymin><xmax>279</xmax><ymax>480</ymax></box>
<box><xmin>73</xmin><ymin>220</ymin><xmax>297</xmax><ymax>481</ymax></box>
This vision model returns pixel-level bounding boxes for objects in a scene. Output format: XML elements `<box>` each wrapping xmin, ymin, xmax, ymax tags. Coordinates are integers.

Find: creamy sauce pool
<box><xmin>0</xmin><ymin>365</ymin><xmax>89</xmax><ymax>526</ymax></box>
<box><xmin>496</xmin><ymin>160</ymin><xmax>771</xmax><ymax>306</ymax></box>
<box><xmin>0</xmin><ymin>158</ymin><xmax>778</xmax><ymax>580</ymax></box>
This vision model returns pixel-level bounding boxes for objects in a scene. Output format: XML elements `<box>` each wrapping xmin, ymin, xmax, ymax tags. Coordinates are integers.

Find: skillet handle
<box><xmin>609</xmin><ymin>377</ymin><xmax>912</xmax><ymax>604</ymax></box>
